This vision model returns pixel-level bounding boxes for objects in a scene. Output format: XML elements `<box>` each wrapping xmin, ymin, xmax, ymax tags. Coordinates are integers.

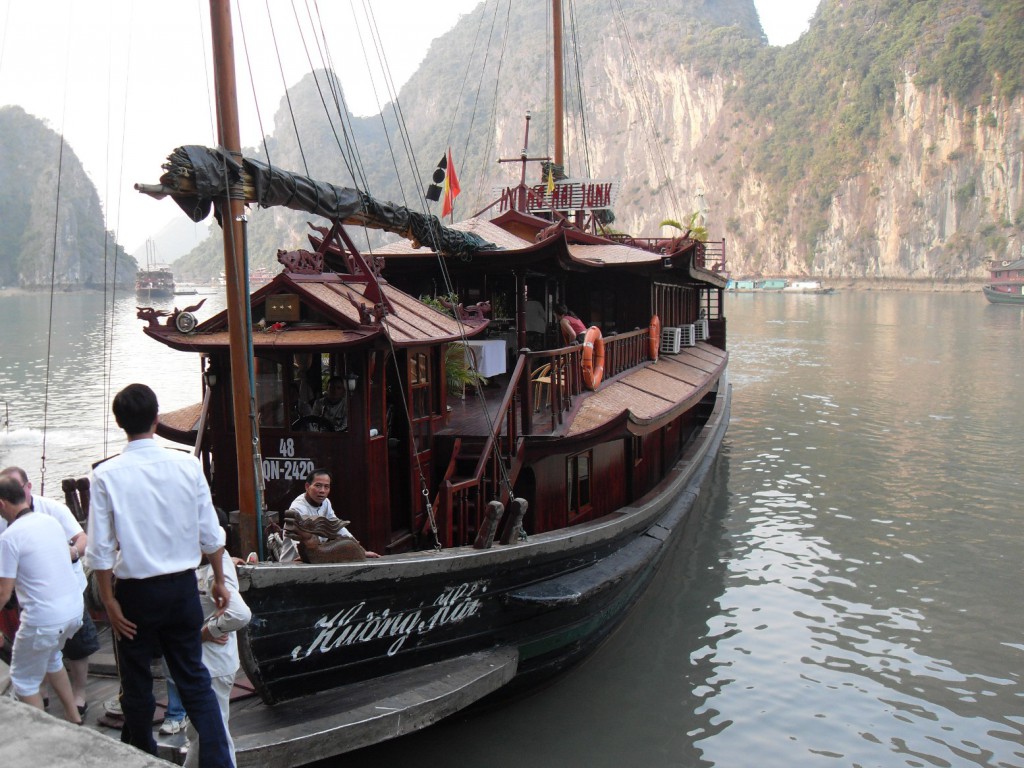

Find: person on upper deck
<box><xmin>289</xmin><ymin>468</ymin><xmax>379</xmax><ymax>557</ymax></box>
<box><xmin>554</xmin><ymin>303</ymin><xmax>587</xmax><ymax>345</ymax></box>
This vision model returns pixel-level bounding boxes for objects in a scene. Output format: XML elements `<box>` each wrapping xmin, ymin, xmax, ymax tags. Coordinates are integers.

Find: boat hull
<box><xmin>237</xmin><ymin>379</ymin><xmax>730</xmax><ymax>704</ymax></box>
<box><xmin>983</xmin><ymin>284</ymin><xmax>1024</xmax><ymax>304</ymax></box>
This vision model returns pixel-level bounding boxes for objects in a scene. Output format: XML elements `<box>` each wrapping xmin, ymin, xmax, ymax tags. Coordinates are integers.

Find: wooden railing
<box><xmin>430</xmin><ymin>325</ymin><xmax>658</xmax><ymax>548</ymax></box>
<box><xmin>432</xmin><ymin>354</ymin><xmax>528</xmax><ymax>548</ymax></box>
<box><xmin>606</xmin><ymin>234</ymin><xmax>727</xmax><ymax>274</ymax></box>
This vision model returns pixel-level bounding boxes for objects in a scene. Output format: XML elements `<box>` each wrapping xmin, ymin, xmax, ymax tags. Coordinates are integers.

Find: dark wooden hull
<box><xmin>237</xmin><ymin>379</ymin><xmax>730</xmax><ymax>704</ymax></box>
<box><xmin>983</xmin><ymin>284</ymin><xmax>1024</xmax><ymax>304</ymax></box>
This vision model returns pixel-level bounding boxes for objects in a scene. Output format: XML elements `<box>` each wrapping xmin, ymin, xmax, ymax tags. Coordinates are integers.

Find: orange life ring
<box><xmin>648</xmin><ymin>315</ymin><xmax>661</xmax><ymax>362</ymax></box>
<box><xmin>581</xmin><ymin>326</ymin><xmax>605</xmax><ymax>390</ymax></box>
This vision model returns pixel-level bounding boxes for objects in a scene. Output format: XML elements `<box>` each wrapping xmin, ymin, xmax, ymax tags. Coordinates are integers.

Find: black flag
<box><xmin>425</xmin><ymin>153</ymin><xmax>448</xmax><ymax>201</ymax></box>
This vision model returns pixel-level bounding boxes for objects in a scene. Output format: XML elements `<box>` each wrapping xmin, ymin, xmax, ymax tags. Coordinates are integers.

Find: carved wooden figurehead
<box><xmin>282</xmin><ymin>509</ymin><xmax>367</xmax><ymax>563</ymax></box>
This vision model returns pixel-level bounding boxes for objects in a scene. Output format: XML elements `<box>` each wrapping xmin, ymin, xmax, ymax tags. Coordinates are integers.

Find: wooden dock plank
<box><xmin>76</xmin><ymin>627</ymin><xmax>517</xmax><ymax>768</ymax></box>
<box><xmin>232</xmin><ymin>646</ymin><xmax>518</xmax><ymax>767</ymax></box>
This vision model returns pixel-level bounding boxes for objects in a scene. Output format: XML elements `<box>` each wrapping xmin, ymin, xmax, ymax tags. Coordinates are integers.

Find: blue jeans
<box><xmin>114</xmin><ymin>571</ymin><xmax>231</xmax><ymax>767</ymax></box>
<box><xmin>163</xmin><ymin>660</ymin><xmax>185</xmax><ymax>721</ymax></box>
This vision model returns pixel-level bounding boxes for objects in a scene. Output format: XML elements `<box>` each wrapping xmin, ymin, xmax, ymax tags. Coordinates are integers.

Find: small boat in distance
<box><xmin>726</xmin><ymin>278</ymin><xmax>834</xmax><ymax>294</ymax></box>
<box><xmin>727</xmin><ymin>278</ymin><xmax>786</xmax><ymax>292</ymax></box>
<box><xmin>134</xmin><ymin>267</ymin><xmax>174</xmax><ymax>298</ymax></box>
<box><xmin>249</xmin><ymin>267</ymin><xmax>274</xmax><ymax>287</ymax></box>
<box><xmin>983</xmin><ymin>258</ymin><xmax>1024</xmax><ymax>304</ymax></box>
<box><xmin>784</xmin><ymin>280</ymin><xmax>835</xmax><ymax>294</ymax></box>
<box><xmin>135</xmin><ymin>239</ymin><xmax>175</xmax><ymax>299</ymax></box>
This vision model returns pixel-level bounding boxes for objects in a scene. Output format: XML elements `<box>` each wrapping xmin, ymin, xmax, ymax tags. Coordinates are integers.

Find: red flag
<box><xmin>442</xmin><ymin>148</ymin><xmax>461</xmax><ymax>218</ymax></box>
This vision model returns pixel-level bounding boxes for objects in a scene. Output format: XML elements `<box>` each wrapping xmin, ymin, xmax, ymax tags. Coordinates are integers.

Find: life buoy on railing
<box><xmin>648</xmin><ymin>315</ymin><xmax>661</xmax><ymax>362</ymax></box>
<box><xmin>581</xmin><ymin>326</ymin><xmax>605</xmax><ymax>390</ymax></box>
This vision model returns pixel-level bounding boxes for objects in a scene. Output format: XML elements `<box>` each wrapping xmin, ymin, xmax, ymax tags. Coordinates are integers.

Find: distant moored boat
<box><xmin>984</xmin><ymin>258</ymin><xmax>1024</xmax><ymax>304</ymax></box>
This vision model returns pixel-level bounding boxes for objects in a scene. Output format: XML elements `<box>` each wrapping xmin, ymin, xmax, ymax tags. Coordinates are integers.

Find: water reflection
<box><xmin>707</xmin><ymin>293</ymin><xmax>1024</xmax><ymax>768</ymax></box>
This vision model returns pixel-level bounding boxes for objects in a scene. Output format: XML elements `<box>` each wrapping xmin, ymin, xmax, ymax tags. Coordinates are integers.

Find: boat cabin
<box><xmin>146</xmin><ymin>255</ymin><xmax>489</xmax><ymax>555</ymax></box>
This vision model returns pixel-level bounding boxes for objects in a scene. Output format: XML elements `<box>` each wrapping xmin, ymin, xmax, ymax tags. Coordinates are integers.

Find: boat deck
<box><xmin>76</xmin><ymin>624</ymin><xmax>518</xmax><ymax>767</ymax></box>
<box><xmin>441</xmin><ymin>342</ymin><xmax>727</xmax><ymax>439</ymax></box>
<box><xmin>158</xmin><ymin>344</ymin><xmax>726</xmax><ymax>443</ymax></box>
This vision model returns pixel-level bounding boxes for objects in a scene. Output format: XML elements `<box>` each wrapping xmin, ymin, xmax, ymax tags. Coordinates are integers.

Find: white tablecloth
<box><xmin>465</xmin><ymin>339</ymin><xmax>507</xmax><ymax>377</ymax></box>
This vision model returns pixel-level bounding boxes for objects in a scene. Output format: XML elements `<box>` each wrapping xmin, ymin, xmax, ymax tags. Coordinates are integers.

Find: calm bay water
<box><xmin>2</xmin><ymin>289</ymin><xmax>1022</xmax><ymax>767</ymax></box>
<box><xmin>0</xmin><ymin>290</ymin><xmax>226</xmax><ymax>489</ymax></box>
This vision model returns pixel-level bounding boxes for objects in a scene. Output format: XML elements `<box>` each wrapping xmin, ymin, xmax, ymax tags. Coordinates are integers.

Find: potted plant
<box><xmin>420</xmin><ymin>294</ymin><xmax>485</xmax><ymax>398</ymax></box>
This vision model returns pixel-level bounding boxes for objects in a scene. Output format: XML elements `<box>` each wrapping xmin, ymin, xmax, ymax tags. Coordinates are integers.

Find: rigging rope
<box><xmin>102</xmin><ymin>0</ymin><xmax>136</xmax><ymax>459</ymax></box>
<box><xmin>566</xmin><ymin>0</ymin><xmax>593</xmax><ymax>178</ymax></box>
<box><xmin>456</xmin><ymin>0</ymin><xmax>504</xmax><ymax>202</ymax></box>
<box><xmin>609</xmin><ymin>0</ymin><xmax>683</xmax><ymax>217</ymax></box>
<box><xmin>264</xmin><ymin>0</ymin><xmax>311</xmax><ymax>177</ymax></box>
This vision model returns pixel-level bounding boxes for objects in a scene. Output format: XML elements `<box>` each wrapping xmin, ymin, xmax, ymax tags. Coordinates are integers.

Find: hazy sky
<box><xmin>0</xmin><ymin>0</ymin><xmax>818</xmax><ymax>252</ymax></box>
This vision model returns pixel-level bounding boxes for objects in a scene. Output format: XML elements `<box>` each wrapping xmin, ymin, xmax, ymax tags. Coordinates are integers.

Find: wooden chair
<box><xmin>531</xmin><ymin>363</ymin><xmax>552</xmax><ymax>411</ymax></box>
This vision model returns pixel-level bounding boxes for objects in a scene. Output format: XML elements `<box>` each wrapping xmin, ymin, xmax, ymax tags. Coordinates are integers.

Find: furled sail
<box><xmin>136</xmin><ymin>145</ymin><xmax>493</xmax><ymax>257</ymax></box>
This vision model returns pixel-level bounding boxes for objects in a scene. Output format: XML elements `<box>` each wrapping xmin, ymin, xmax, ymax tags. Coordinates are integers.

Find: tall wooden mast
<box><xmin>209</xmin><ymin>0</ymin><xmax>262</xmax><ymax>555</ymax></box>
<box><xmin>552</xmin><ymin>0</ymin><xmax>564</xmax><ymax>166</ymax></box>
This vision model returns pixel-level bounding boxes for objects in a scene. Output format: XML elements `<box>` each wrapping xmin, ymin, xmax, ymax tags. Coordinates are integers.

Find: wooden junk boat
<box><xmin>135</xmin><ymin>268</ymin><xmax>175</xmax><ymax>299</ymax></box>
<box><xmin>124</xmin><ymin>0</ymin><xmax>731</xmax><ymax>761</ymax></box>
<box><xmin>983</xmin><ymin>257</ymin><xmax>1024</xmax><ymax>304</ymax></box>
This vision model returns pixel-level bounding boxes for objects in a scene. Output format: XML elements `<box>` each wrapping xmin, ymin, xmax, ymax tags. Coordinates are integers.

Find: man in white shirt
<box><xmin>0</xmin><ymin>475</ymin><xmax>83</xmax><ymax>724</ymax></box>
<box><xmin>85</xmin><ymin>383</ymin><xmax>233</xmax><ymax>767</ymax></box>
<box><xmin>289</xmin><ymin>468</ymin><xmax>379</xmax><ymax>557</ymax></box>
<box><xmin>1</xmin><ymin>466</ymin><xmax>98</xmax><ymax>716</ymax></box>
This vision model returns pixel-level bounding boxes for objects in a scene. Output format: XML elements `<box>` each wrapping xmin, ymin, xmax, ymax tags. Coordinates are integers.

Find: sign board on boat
<box><xmin>495</xmin><ymin>179</ymin><xmax>619</xmax><ymax>214</ymax></box>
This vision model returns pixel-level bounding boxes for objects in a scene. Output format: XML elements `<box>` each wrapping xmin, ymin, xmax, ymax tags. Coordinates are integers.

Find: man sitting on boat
<box><xmin>311</xmin><ymin>376</ymin><xmax>349</xmax><ymax>431</ymax></box>
<box><xmin>287</xmin><ymin>469</ymin><xmax>379</xmax><ymax>558</ymax></box>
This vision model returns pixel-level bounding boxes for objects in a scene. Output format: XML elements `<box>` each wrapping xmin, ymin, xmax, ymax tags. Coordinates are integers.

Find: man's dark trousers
<box><xmin>114</xmin><ymin>570</ymin><xmax>232</xmax><ymax>767</ymax></box>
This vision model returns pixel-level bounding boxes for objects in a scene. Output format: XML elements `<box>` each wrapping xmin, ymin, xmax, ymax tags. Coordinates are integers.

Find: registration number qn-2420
<box><xmin>262</xmin><ymin>457</ymin><xmax>315</xmax><ymax>481</ymax></box>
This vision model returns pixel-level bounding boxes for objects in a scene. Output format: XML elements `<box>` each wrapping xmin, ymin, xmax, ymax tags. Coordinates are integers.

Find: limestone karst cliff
<box><xmin>200</xmin><ymin>0</ymin><xmax>1019</xmax><ymax>283</ymax></box>
<box><xmin>0</xmin><ymin>106</ymin><xmax>135</xmax><ymax>289</ymax></box>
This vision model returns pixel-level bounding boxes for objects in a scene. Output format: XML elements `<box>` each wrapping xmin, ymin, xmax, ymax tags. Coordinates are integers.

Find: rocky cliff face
<box><xmin>0</xmin><ymin>106</ymin><xmax>135</xmax><ymax>289</ymax></box>
<box><xmin>803</xmin><ymin>78</ymin><xmax>1020</xmax><ymax>279</ymax></box>
<box><xmin>535</xmin><ymin>26</ymin><xmax>1022</xmax><ymax>281</ymax></box>
<box><xmin>178</xmin><ymin>0</ymin><xmax>1024</xmax><ymax>283</ymax></box>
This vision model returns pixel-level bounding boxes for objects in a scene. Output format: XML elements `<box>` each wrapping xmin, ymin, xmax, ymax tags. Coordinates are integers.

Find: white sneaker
<box><xmin>159</xmin><ymin>717</ymin><xmax>187</xmax><ymax>735</ymax></box>
<box><xmin>103</xmin><ymin>697</ymin><xmax>122</xmax><ymax>716</ymax></box>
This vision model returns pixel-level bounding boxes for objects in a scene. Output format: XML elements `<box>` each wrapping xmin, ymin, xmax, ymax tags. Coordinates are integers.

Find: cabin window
<box><xmin>255</xmin><ymin>357</ymin><xmax>286</xmax><ymax>428</ymax></box>
<box><xmin>408</xmin><ymin>350</ymin><xmax>433</xmax><ymax>452</ymax></box>
<box><xmin>567</xmin><ymin>450</ymin><xmax>593</xmax><ymax>521</ymax></box>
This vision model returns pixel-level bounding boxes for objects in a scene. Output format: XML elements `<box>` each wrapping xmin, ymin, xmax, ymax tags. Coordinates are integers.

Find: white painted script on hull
<box><xmin>290</xmin><ymin>579</ymin><xmax>489</xmax><ymax>660</ymax></box>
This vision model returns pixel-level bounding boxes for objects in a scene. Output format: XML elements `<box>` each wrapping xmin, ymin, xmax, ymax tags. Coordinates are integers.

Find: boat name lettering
<box><xmin>495</xmin><ymin>180</ymin><xmax>618</xmax><ymax>213</ymax></box>
<box><xmin>262</xmin><ymin>457</ymin><xmax>315</xmax><ymax>481</ymax></box>
<box><xmin>290</xmin><ymin>580</ymin><xmax>489</xmax><ymax>661</ymax></box>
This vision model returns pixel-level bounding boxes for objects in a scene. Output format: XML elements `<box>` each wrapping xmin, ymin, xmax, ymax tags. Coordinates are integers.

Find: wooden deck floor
<box><xmin>442</xmin><ymin>376</ymin><xmax>517</xmax><ymax>436</ymax></box>
<box><xmin>440</xmin><ymin>343</ymin><xmax>727</xmax><ymax>440</ymax></box>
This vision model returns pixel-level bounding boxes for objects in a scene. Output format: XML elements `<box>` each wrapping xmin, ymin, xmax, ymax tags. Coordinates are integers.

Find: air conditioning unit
<box><xmin>694</xmin><ymin>317</ymin><xmax>709</xmax><ymax>341</ymax></box>
<box><xmin>679</xmin><ymin>323</ymin><xmax>696</xmax><ymax>347</ymax></box>
<box><xmin>660</xmin><ymin>326</ymin><xmax>682</xmax><ymax>354</ymax></box>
